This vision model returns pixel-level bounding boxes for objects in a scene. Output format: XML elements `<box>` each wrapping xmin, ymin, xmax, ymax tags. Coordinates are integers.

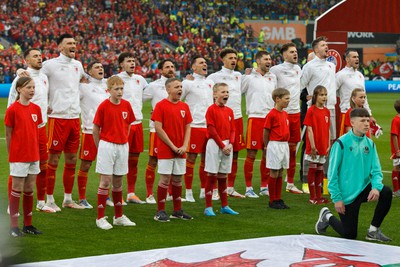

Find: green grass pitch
<box><xmin>0</xmin><ymin>93</ymin><xmax>399</xmax><ymax>264</ymax></box>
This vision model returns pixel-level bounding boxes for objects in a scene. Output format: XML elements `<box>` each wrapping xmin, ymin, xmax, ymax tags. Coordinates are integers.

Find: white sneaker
<box><xmin>199</xmin><ymin>188</ymin><xmax>205</xmax><ymax>199</ymax></box>
<box><xmin>286</xmin><ymin>183</ymin><xmax>303</xmax><ymax>194</ymax></box>
<box><xmin>166</xmin><ymin>194</ymin><xmax>173</xmax><ymax>201</ymax></box>
<box><xmin>126</xmin><ymin>193</ymin><xmax>145</xmax><ymax>204</ymax></box>
<box><xmin>113</xmin><ymin>214</ymin><xmax>136</xmax><ymax>226</ymax></box>
<box><xmin>62</xmin><ymin>199</ymin><xmax>85</xmax><ymax>209</ymax></box>
<box><xmin>212</xmin><ymin>189</ymin><xmax>220</xmax><ymax>200</ymax></box>
<box><xmin>96</xmin><ymin>216</ymin><xmax>113</xmax><ymax>230</ymax></box>
<box><xmin>36</xmin><ymin>202</ymin><xmax>56</xmax><ymax>213</ymax></box>
<box><xmin>259</xmin><ymin>187</ymin><xmax>269</xmax><ymax>196</ymax></box>
<box><xmin>245</xmin><ymin>188</ymin><xmax>259</xmax><ymax>198</ymax></box>
<box><xmin>227</xmin><ymin>188</ymin><xmax>245</xmax><ymax>198</ymax></box>
<box><xmin>393</xmin><ymin>190</ymin><xmax>400</xmax><ymax>197</ymax></box>
<box><xmin>106</xmin><ymin>197</ymin><xmax>114</xmax><ymax>207</ymax></box>
<box><xmin>185</xmin><ymin>190</ymin><xmax>195</xmax><ymax>202</ymax></box>
<box><xmin>146</xmin><ymin>195</ymin><xmax>156</xmax><ymax>204</ymax></box>
<box><xmin>45</xmin><ymin>201</ymin><xmax>61</xmax><ymax>212</ymax></box>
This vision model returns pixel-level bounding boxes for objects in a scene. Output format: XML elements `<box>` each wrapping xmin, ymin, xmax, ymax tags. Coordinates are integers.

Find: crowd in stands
<box><xmin>2</xmin><ymin>0</ymin><xmax>399</xmax><ymax>85</ymax></box>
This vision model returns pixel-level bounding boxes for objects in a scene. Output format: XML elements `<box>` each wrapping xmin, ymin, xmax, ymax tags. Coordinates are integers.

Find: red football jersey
<box><xmin>206</xmin><ymin>103</ymin><xmax>235</xmax><ymax>141</ymax></box>
<box><xmin>151</xmin><ymin>99</ymin><xmax>192</xmax><ymax>159</ymax></box>
<box><xmin>93</xmin><ymin>99</ymin><xmax>135</xmax><ymax>144</ymax></box>
<box><xmin>304</xmin><ymin>105</ymin><xmax>330</xmax><ymax>155</ymax></box>
<box><xmin>391</xmin><ymin>115</ymin><xmax>400</xmax><ymax>154</ymax></box>
<box><xmin>263</xmin><ymin>108</ymin><xmax>290</xmax><ymax>141</ymax></box>
<box><xmin>344</xmin><ymin>108</ymin><xmax>352</xmax><ymax>129</ymax></box>
<box><xmin>5</xmin><ymin>101</ymin><xmax>43</xmax><ymax>162</ymax></box>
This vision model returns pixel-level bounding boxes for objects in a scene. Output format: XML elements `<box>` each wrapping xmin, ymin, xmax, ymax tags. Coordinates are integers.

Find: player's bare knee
<box><xmin>48</xmin><ymin>153</ymin><xmax>61</xmax><ymax>165</ymax></box>
<box><xmin>246</xmin><ymin>149</ymin><xmax>257</xmax><ymax>159</ymax></box>
<box><xmin>79</xmin><ymin>160</ymin><xmax>92</xmax><ymax>172</ymax></box>
<box><xmin>64</xmin><ymin>153</ymin><xmax>77</xmax><ymax>165</ymax></box>
<box><xmin>186</xmin><ymin>153</ymin><xmax>197</xmax><ymax>163</ymax></box>
<box><xmin>148</xmin><ymin>156</ymin><xmax>157</xmax><ymax>167</ymax></box>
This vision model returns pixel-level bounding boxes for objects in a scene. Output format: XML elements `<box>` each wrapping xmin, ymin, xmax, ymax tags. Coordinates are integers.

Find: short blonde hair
<box><xmin>271</xmin><ymin>88</ymin><xmax>290</xmax><ymax>102</ymax></box>
<box><xmin>107</xmin><ymin>75</ymin><xmax>124</xmax><ymax>89</ymax></box>
<box><xmin>213</xmin><ymin>82</ymin><xmax>228</xmax><ymax>93</ymax></box>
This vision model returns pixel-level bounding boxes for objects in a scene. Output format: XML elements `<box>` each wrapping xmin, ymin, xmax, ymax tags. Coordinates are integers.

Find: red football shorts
<box><xmin>245</xmin><ymin>117</ymin><xmax>265</xmax><ymax>150</ymax></box>
<box><xmin>148</xmin><ymin>131</ymin><xmax>158</xmax><ymax>157</ymax></box>
<box><xmin>47</xmin><ymin>118</ymin><xmax>80</xmax><ymax>154</ymax></box>
<box><xmin>288</xmin><ymin>113</ymin><xmax>301</xmax><ymax>143</ymax></box>
<box><xmin>233</xmin><ymin>118</ymin><xmax>245</xmax><ymax>152</ymax></box>
<box><xmin>187</xmin><ymin>127</ymin><xmax>207</xmax><ymax>154</ymax></box>
<box><xmin>128</xmin><ymin>123</ymin><xmax>144</xmax><ymax>153</ymax></box>
<box><xmin>79</xmin><ymin>133</ymin><xmax>98</xmax><ymax>161</ymax></box>
<box><xmin>38</xmin><ymin>126</ymin><xmax>48</xmax><ymax>162</ymax></box>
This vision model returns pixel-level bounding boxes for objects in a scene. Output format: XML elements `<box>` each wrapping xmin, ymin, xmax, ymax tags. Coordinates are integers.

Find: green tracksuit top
<box><xmin>328</xmin><ymin>130</ymin><xmax>383</xmax><ymax>205</ymax></box>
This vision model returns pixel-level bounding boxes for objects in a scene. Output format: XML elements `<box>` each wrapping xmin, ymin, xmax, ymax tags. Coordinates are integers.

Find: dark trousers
<box><xmin>328</xmin><ymin>184</ymin><xmax>392</xmax><ymax>239</ymax></box>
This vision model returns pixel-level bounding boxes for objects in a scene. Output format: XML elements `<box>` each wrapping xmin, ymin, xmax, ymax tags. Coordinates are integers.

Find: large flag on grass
<box><xmin>16</xmin><ymin>235</ymin><xmax>400</xmax><ymax>266</ymax></box>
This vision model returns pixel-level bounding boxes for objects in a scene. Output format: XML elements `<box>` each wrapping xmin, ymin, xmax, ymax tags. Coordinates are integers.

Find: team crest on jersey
<box><xmin>191</xmin><ymin>144</ymin><xmax>196</xmax><ymax>149</ymax></box>
<box><xmin>75</xmin><ymin>67</ymin><xmax>78</xmax><ymax>72</ymax></box>
<box><xmin>84</xmin><ymin>150</ymin><xmax>89</xmax><ymax>156</ymax></box>
<box><xmin>235</xmin><ymin>76</ymin><xmax>239</xmax><ymax>81</ymax></box>
<box><xmin>252</xmin><ymin>141</ymin><xmax>257</xmax><ymax>146</ymax></box>
<box><xmin>122</xmin><ymin>112</ymin><xmax>128</xmax><ymax>119</ymax></box>
<box><xmin>53</xmin><ymin>140</ymin><xmax>59</xmax><ymax>146</ymax></box>
<box><xmin>364</xmin><ymin>146</ymin><xmax>370</xmax><ymax>154</ymax></box>
<box><xmin>43</xmin><ymin>80</ymin><xmax>47</xmax><ymax>85</ymax></box>
<box><xmin>180</xmin><ymin>110</ymin><xmax>185</xmax><ymax>118</ymax></box>
<box><xmin>268</xmin><ymin>77</ymin><xmax>271</xmax><ymax>81</ymax></box>
<box><xmin>31</xmin><ymin>114</ymin><xmax>37</xmax><ymax>122</ymax></box>
<box><xmin>325</xmin><ymin>116</ymin><xmax>328</xmax><ymax>123</ymax></box>
<box><xmin>154</xmin><ymin>148</ymin><xmax>158</xmax><ymax>153</ymax></box>
<box><xmin>136</xmin><ymin>79</ymin><xmax>140</xmax><ymax>85</ymax></box>
<box><xmin>287</xmin><ymin>119</ymin><xmax>289</xmax><ymax>125</ymax></box>
<box><xmin>229</xmin><ymin>116</ymin><xmax>232</xmax><ymax>121</ymax></box>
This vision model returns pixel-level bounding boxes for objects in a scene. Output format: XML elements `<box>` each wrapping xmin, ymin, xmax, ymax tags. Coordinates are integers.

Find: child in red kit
<box><xmin>204</xmin><ymin>83</ymin><xmax>238</xmax><ymax>216</ymax></box>
<box><xmin>152</xmin><ymin>78</ymin><xmax>193</xmax><ymax>222</ymax></box>
<box><xmin>343</xmin><ymin>88</ymin><xmax>370</xmax><ymax>137</ymax></box>
<box><xmin>304</xmin><ymin>85</ymin><xmax>331</xmax><ymax>204</ymax></box>
<box><xmin>6</xmin><ymin>77</ymin><xmax>43</xmax><ymax>236</ymax></box>
<box><xmin>390</xmin><ymin>99</ymin><xmax>400</xmax><ymax>197</ymax></box>
<box><xmin>263</xmin><ymin>88</ymin><xmax>291</xmax><ymax>209</ymax></box>
<box><xmin>93</xmin><ymin>75</ymin><xmax>136</xmax><ymax>230</ymax></box>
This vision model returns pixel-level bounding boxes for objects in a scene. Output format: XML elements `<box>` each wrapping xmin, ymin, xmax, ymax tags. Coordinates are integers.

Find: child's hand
<box><xmin>311</xmin><ymin>147</ymin><xmax>318</xmax><ymax>159</ymax></box>
<box><xmin>175</xmin><ymin>146</ymin><xmax>186</xmax><ymax>156</ymax></box>
<box><xmin>222</xmin><ymin>144</ymin><xmax>232</xmax><ymax>156</ymax></box>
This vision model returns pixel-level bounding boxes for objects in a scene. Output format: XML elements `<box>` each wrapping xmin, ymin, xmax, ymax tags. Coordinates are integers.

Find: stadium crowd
<box><xmin>0</xmin><ymin>0</ymin><xmax>344</xmax><ymax>83</ymax></box>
